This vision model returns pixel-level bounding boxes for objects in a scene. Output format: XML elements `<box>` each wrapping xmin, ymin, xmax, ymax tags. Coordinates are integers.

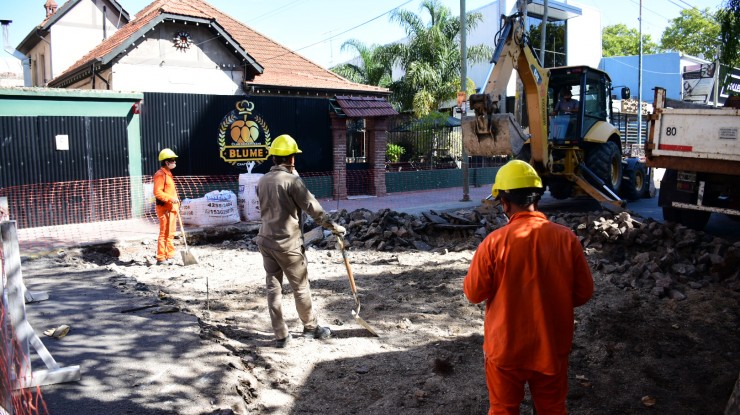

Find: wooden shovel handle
<box><xmin>176</xmin><ymin>212</ymin><xmax>189</xmax><ymax>249</ymax></box>
<box><xmin>343</xmin><ymin>255</ymin><xmax>358</xmax><ymax>294</ymax></box>
<box><xmin>338</xmin><ymin>237</ymin><xmax>357</xmax><ymax>294</ymax></box>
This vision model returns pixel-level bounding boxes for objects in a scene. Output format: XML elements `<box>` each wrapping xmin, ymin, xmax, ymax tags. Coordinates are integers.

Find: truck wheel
<box><xmin>549</xmin><ymin>181</ymin><xmax>573</xmax><ymax>199</ymax></box>
<box><xmin>621</xmin><ymin>163</ymin><xmax>649</xmax><ymax>201</ymax></box>
<box><xmin>586</xmin><ymin>141</ymin><xmax>623</xmax><ymax>191</ymax></box>
<box><xmin>662</xmin><ymin>206</ymin><xmax>681</xmax><ymax>222</ymax></box>
<box><xmin>680</xmin><ymin>210</ymin><xmax>711</xmax><ymax>230</ymax></box>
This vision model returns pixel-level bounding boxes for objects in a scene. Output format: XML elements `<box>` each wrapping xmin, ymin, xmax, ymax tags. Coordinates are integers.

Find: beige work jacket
<box><xmin>254</xmin><ymin>165</ymin><xmax>333</xmax><ymax>252</ymax></box>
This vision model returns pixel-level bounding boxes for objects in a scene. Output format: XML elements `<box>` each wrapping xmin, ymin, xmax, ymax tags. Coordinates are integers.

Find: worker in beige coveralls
<box><xmin>254</xmin><ymin>134</ymin><xmax>346</xmax><ymax>348</ymax></box>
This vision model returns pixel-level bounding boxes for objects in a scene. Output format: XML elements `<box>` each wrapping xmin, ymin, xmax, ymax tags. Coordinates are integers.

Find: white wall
<box><xmin>465</xmin><ymin>1</ymin><xmax>602</xmax><ymax>93</ymax></box>
<box><xmin>113</xmin><ymin>63</ymin><xmax>242</xmax><ymax>94</ymax></box>
<box><xmin>465</xmin><ymin>2</ymin><xmax>502</xmax><ymax>93</ymax></box>
<box><xmin>113</xmin><ymin>23</ymin><xmax>243</xmax><ymax>94</ymax></box>
<box><xmin>565</xmin><ymin>2</ymin><xmax>602</xmax><ymax>67</ymax></box>
<box><xmin>46</xmin><ymin>0</ymin><xmax>125</xmax><ymax>80</ymax></box>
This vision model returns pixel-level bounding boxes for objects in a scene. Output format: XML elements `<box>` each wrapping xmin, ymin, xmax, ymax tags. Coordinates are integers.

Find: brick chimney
<box><xmin>45</xmin><ymin>0</ymin><xmax>58</xmax><ymax>18</ymax></box>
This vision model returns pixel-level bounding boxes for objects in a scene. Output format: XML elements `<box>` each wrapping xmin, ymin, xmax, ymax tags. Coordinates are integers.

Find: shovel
<box><xmin>337</xmin><ymin>236</ymin><xmax>379</xmax><ymax>337</ymax></box>
<box><xmin>176</xmin><ymin>212</ymin><xmax>199</xmax><ymax>266</ymax></box>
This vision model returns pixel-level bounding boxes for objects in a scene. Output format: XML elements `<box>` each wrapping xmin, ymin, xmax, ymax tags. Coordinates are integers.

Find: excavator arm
<box><xmin>469</xmin><ymin>12</ymin><xmax>550</xmax><ymax>172</ymax></box>
<box><xmin>462</xmin><ymin>9</ymin><xmax>625</xmax><ymax>209</ymax></box>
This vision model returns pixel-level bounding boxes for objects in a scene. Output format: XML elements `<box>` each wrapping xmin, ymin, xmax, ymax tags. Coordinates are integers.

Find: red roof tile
<box><xmin>51</xmin><ymin>0</ymin><xmax>387</xmax><ymax>95</ymax></box>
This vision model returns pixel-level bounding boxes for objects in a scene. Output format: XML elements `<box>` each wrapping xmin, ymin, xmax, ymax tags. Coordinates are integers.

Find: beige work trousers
<box><xmin>259</xmin><ymin>245</ymin><xmax>318</xmax><ymax>339</ymax></box>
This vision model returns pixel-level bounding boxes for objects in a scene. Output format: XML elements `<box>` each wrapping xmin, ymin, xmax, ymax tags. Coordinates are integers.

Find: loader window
<box><xmin>583</xmin><ymin>77</ymin><xmax>608</xmax><ymax>133</ymax></box>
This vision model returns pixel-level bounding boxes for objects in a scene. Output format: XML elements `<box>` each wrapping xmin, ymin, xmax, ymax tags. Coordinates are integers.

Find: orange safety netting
<box><xmin>0</xmin><ymin>249</ymin><xmax>49</xmax><ymax>415</ymax></box>
<box><xmin>0</xmin><ymin>167</ymin><xmax>492</xmax><ymax>252</ymax></box>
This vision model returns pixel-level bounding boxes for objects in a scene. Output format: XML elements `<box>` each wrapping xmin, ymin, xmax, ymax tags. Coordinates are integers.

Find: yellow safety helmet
<box><xmin>491</xmin><ymin>160</ymin><xmax>543</xmax><ymax>198</ymax></box>
<box><xmin>268</xmin><ymin>134</ymin><xmax>302</xmax><ymax>156</ymax></box>
<box><xmin>158</xmin><ymin>148</ymin><xmax>178</xmax><ymax>161</ymax></box>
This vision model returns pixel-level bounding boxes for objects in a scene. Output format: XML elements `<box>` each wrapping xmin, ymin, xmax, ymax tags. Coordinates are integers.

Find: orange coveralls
<box><xmin>464</xmin><ymin>211</ymin><xmax>593</xmax><ymax>415</ymax></box>
<box><xmin>153</xmin><ymin>167</ymin><xmax>180</xmax><ymax>261</ymax></box>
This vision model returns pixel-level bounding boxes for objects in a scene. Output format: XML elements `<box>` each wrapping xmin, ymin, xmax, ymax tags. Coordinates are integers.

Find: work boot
<box><xmin>156</xmin><ymin>259</ymin><xmax>172</xmax><ymax>266</ymax></box>
<box><xmin>275</xmin><ymin>334</ymin><xmax>293</xmax><ymax>348</ymax></box>
<box><xmin>303</xmin><ymin>325</ymin><xmax>331</xmax><ymax>340</ymax></box>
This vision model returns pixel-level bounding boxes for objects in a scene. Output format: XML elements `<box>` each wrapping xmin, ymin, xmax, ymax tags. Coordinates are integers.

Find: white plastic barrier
<box><xmin>180</xmin><ymin>190</ymin><xmax>240</xmax><ymax>227</ymax></box>
<box><xmin>237</xmin><ymin>173</ymin><xmax>263</xmax><ymax>222</ymax></box>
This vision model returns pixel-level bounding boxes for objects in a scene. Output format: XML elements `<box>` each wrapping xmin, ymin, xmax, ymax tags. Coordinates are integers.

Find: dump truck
<box><xmin>462</xmin><ymin>8</ymin><xmax>647</xmax><ymax>207</ymax></box>
<box><xmin>645</xmin><ymin>87</ymin><xmax>740</xmax><ymax>230</ymax></box>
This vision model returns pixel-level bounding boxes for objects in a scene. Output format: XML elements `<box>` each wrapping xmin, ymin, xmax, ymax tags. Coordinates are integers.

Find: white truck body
<box><xmin>646</xmin><ymin>88</ymin><xmax>740</xmax><ymax>229</ymax></box>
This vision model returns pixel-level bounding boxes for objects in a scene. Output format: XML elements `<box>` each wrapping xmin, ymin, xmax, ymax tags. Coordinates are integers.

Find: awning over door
<box><xmin>330</xmin><ymin>96</ymin><xmax>398</xmax><ymax>118</ymax></box>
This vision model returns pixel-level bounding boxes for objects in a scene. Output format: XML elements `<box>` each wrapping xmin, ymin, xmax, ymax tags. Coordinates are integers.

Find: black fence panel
<box><xmin>386</xmin><ymin>115</ymin><xmax>462</xmax><ymax>171</ymax></box>
<box><xmin>140</xmin><ymin>93</ymin><xmax>333</xmax><ymax>176</ymax></box>
<box><xmin>0</xmin><ymin>116</ymin><xmax>129</xmax><ymax>188</ymax></box>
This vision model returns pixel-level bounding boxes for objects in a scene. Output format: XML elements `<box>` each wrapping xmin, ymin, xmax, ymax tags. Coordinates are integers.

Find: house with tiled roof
<box><xmin>10</xmin><ymin>0</ymin><xmax>398</xmax><ymax>199</ymax></box>
<box><xmin>17</xmin><ymin>0</ymin><xmax>388</xmax><ymax>97</ymax></box>
<box><xmin>16</xmin><ymin>0</ymin><xmax>131</xmax><ymax>87</ymax></box>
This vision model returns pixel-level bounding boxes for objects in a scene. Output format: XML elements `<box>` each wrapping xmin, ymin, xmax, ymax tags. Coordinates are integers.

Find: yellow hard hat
<box><xmin>491</xmin><ymin>160</ymin><xmax>543</xmax><ymax>198</ymax></box>
<box><xmin>268</xmin><ymin>134</ymin><xmax>302</xmax><ymax>156</ymax></box>
<box><xmin>158</xmin><ymin>148</ymin><xmax>178</xmax><ymax>161</ymax></box>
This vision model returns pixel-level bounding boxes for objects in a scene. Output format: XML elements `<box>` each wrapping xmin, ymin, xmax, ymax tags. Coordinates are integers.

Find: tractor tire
<box><xmin>549</xmin><ymin>181</ymin><xmax>573</xmax><ymax>199</ymax></box>
<box><xmin>621</xmin><ymin>162</ymin><xmax>649</xmax><ymax>201</ymax></box>
<box><xmin>586</xmin><ymin>141</ymin><xmax>622</xmax><ymax>192</ymax></box>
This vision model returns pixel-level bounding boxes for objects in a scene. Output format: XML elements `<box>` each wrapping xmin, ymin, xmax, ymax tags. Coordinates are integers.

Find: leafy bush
<box><xmin>386</xmin><ymin>143</ymin><xmax>406</xmax><ymax>162</ymax></box>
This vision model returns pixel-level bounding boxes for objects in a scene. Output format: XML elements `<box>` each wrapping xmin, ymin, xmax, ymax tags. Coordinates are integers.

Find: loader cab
<box><xmin>548</xmin><ymin>66</ymin><xmax>613</xmax><ymax>145</ymax></box>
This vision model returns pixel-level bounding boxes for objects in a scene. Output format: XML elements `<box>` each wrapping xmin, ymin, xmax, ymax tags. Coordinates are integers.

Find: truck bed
<box><xmin>646</xmin><ymin>106</ymin><xmax>740</xmax><ymax>175</ymax></box>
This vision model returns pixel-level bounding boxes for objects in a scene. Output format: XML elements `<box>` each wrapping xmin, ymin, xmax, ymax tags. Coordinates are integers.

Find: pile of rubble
<box><xmin>305</xmin><ymin>207</ymin><xmax>740</xmax><ymax>298</ymax></box>
<box><xmin>181</xmin><ymin>205</ymin><xmax>738</xmax><ymax>299</ymax></box>
<box><xmin>569</xmin><ymin>210</ymin><xmax>740</xmax><ymax>298</ymax></box>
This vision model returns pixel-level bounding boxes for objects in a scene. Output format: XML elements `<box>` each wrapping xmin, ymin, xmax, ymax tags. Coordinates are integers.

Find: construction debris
<box><xmin>294</xmin><ymin>207</ymin><xmax>740</xmax><ymax>298</ymax></box>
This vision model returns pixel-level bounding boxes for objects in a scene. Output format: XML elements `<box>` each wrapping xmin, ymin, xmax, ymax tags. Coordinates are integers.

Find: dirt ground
<box><xmin>27</xmin><ymin>205</ymin><xmax>740</xmax><ymax>415</ymax></box>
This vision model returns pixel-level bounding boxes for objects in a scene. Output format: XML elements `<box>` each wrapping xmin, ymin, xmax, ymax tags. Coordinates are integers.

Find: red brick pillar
<box><xmin>329</xmin><ymin>113</ymin><xmax>348</xmax><ymax>200</ymax></box>
<box><xmin>366</xmin><ymin>117</ymin><xmax>388</xmax><ymax>197</ymax></box>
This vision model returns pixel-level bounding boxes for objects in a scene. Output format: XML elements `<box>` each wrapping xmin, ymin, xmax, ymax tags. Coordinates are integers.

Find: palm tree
<box><xmin>387</xmin><ymin>0</ymin><xmax>490</xmax><ymax>117</ymax></box>
<box><xmin>330</xmin><ymin>40</ymin><xmax>393</xmax><ymax>88</ymax></box>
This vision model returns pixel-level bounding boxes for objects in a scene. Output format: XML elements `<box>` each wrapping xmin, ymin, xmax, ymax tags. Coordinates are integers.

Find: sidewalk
<box><xmin>15</xmin><ymin>185</ymin><xmax>494</xmax><ymax>255</ymax></box>
<box><xmin>320</xmin><ymin>185</ymin><xmax>492</xmax><ymax>216</ymax></box>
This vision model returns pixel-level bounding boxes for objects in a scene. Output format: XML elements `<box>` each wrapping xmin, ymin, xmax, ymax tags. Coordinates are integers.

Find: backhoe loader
<box><xmin>462</xmin><ymin>8</ymin><xmax>633</xmax><ymax>207</ymax></box>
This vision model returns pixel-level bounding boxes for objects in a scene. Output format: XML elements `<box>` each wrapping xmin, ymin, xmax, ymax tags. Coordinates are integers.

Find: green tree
<box><xmin>329</xmin><ymin>40</ymin><xmax>393</xmax><ymax>87</ymax></box>
<box><xmin>717</xmin><ymin>0</ymin><xmax>740</xmax><ymax>70</ymax></box>
<box><xmin>660</xmin><ymin>8</ymin><xmax>720</xmax><ymax>59</ymax></box>
<box><xmin>386</xmin><ymin>0</ymin><xmax>490</xmax><ymax>117</ymax></box>
<box><xmin>602</xmin><ymin>24</ymin><xmax>659</xmax><ymax>57</ymax></box>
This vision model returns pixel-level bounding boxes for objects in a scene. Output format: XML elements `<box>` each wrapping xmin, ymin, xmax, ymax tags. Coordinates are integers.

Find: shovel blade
<box><xmin>181</xmin><ymin>249</ymin><xmax>199</xmax><ymax>266</ymax></box>
<box><xmin>352</xmin><ymin>310</ymin><xmax>379</xmax><ymax>337</ymax></box>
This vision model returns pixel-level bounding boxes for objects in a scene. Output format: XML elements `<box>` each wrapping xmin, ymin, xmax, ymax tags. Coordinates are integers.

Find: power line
<box><xmin>261</xmin><ymin>0</ymin><xmax>415</xmax><ymax>63</ymax></box>
<box><xmin>244</xmin><ymin>0</ymin><xmax>305</xmax><ymax>24</ymax></box>
<box><xmin>626</xmin><ymin>0</ymin><xmax>672</xmax><ymax>23</ymax></box>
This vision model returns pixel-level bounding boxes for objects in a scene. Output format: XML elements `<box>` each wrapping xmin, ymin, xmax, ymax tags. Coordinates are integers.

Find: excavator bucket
<box><xmin>461</xmin><ymin>113</ymin><xmax>528</xmax><ymax>158</ymax></box>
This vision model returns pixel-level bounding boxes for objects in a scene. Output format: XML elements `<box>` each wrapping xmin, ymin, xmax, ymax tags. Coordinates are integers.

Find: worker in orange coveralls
<box><xmin>464</xmin><ymin>160</ymin><xmax>594</xmax><ymax>415</ymax></box>
<box><xmin>153</xmin><ymin>148</ymin><xmax>180</xmax><ymax>265</ymax></box>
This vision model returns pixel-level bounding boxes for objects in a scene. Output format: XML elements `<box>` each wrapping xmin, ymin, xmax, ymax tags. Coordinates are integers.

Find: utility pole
<box><xmin>460</xmin><ymin>0</ymin><xmax>470</xmax><ymax>201</ymax></box>
<box><xmin>714</xmin><ymin>45</ymin><xmax>721</xmax><ymax>107</ymax></box>
<box><xmin>638</xmin><ymin>0</ymin><xmax>644</xmax><ymax>146</ymax></box>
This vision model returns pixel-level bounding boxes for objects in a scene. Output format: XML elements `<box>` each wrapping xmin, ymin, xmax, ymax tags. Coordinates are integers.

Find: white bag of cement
<box><xmin>180</xmin><ymin>190</ymin><xmax>240</xmax><ymax>226</ymax></box>
<box><xmin>237</xmin><ymin>173</ymin><xmax>263</xmax><ymax>222</ymax></box>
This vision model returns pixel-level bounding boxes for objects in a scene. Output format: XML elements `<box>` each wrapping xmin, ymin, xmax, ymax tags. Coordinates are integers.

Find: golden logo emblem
<box><xmin>218</xmin><ymin>100</ymin><xmax>271</xmax><ymax>168</ymax></box>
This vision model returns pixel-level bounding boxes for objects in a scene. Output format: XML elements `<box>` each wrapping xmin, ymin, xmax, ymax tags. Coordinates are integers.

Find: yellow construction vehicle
<box><xmin>462</xmin><ymin>9</ymin><xmax>634</xmax><ymax>208</ymax></box>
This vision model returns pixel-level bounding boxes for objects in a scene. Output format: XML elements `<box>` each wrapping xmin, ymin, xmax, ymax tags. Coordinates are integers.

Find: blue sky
<box><xmin>1</xmin><ymin>0</ymin><xmax>728</xmax><ymax>69</ymax></box>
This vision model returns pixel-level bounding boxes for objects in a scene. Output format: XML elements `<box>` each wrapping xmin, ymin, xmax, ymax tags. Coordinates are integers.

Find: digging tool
<box><xmin>176</xmin><ymin>212</ymin><xmax>199</xmax><ymax>266</ymax></box>
<box><xmin>337</xmin><ymin>236</ymin><xmax>379</xmax><ymax>337</ymax></box>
